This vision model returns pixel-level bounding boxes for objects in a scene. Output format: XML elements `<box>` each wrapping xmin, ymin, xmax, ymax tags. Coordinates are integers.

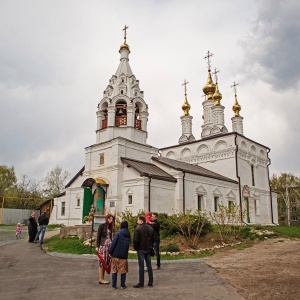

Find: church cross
<box><xmin>204</xmin><ymin>51</ymin><xmax>214</xmax><ymax>71</ymax></box>
<box><xmin>182</xmin><ymin>79</ymin><xmax>189</xmax><ymax>95</ymax></box>
<box><xmin>212</xmin><ymin>67</ymin><xmax>220</xmax><ymax>84</ymax></box>
<box><xmin>122</xmin><ymin>25</ymin><xmax>129</xmax><ymax>43</ymax></box>
<box><xmin>231</xmin><ymin>81</ymin><xmax>239</xmax><ymax>96</ymax></box>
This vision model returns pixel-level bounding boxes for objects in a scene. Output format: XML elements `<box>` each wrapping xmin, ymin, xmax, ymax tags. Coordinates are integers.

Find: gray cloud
<box><xmin>239</xmin><ymin>0</ymin><xmax>300</xmax><ymax>91</ymax></box>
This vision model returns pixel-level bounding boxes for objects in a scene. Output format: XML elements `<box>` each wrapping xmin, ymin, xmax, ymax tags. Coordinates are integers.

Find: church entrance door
<box><xmin>94</xmin><ymin>186</ymin><xmax>105</xmax><ymax>215</ymax></box>
<box><xmin>82</xmin><ymin>187</ymin><xmax>93</xmax><ymax>221</ymax></box>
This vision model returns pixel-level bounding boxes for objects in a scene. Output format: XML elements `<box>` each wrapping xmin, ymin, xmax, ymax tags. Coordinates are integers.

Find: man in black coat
<box><xmin>34</xmin><ymin>211</ymin><xmax>49</xmax><ymax>245</ymax></box>
<box><xmin>149</xmin><ymin>213</ymin><xmax>161</xmax><ymax>270</ymax></box>
<box><xmin>133</xmin><ymin>215</ymin><xmax>154</xmax><ymax>288</ymax></box>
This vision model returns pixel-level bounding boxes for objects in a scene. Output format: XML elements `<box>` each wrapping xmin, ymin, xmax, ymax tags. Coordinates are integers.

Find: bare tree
<box><xmin>44</xmin><ymin>166</ymin><xmax>70</xmax><ymax>198</ymax></box>
<box><xmin>271</xmin><ymin>173</ymin><xmax>300</xmax><ymax>226</ymax></box>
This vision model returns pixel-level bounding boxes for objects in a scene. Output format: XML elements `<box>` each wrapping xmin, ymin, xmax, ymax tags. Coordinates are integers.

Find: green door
<box><xmin>82</xmin><ymin>187</ymin><xmax>93</xmax><ymax>221</ymax></box>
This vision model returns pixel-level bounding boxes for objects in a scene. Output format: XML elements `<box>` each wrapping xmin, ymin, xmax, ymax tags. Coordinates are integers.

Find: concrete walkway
<box><xmin>0</xmin><ymin>228</ymin><xmax>245</xmax><ymax>300</ymax></box>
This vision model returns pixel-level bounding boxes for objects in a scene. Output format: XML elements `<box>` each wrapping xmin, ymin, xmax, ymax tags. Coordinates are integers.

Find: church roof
<box><xmin>65</xmin><ymin>166</ymin><xmax>85</xmax><ymax>188</ymax></box>
<box><xmin>152</xmin><ymin>156</ymin><xmax>237</xmax><ymax>184</ymax></box>
<box><xmin>159</xmin><ymin>132</ymin><xmax>270</xmax><ymax>151</ymax></box>
<box><xmin>121</xmin><ymin>157</ymin><xmax>177</xmax><ymax>183</ymax></box>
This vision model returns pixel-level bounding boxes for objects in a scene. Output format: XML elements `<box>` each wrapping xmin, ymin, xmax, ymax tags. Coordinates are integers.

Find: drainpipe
<box><xmin>267</xmin><ymin>149</ymin><xmax>276</xmax><ymax>225</ymax></box>
<box><xmin>234</xmin><ymin>134</ymin><xmax>247</xmax><ymax>225</ymax></box>
<box><xmin>68</xmin><ymin>189</ymin><xmax>72</xmax><ymax>226</ymax></box>
<box><xmin>182</xmin><ymin>171</ymin><xmax>186</xmax><ymax>215</ymax></box>
<box><xmin>148</xmin><ymin>176</ymin><xmax>152</xmax><ymax>212</ymax></box>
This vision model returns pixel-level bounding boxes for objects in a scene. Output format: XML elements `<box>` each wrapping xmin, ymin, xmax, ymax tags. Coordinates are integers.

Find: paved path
<box><xmin>0</xmin><ymin>229</ymin><xmax>245</xmax><ymax>300</ymax></box>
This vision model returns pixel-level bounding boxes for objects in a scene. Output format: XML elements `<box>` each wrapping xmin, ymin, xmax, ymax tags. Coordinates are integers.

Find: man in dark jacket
<box><xmin>133</xmin><ymin>215</ymin><xmax>154</xmax><ymax>288</ymax></box>
<box><xmin>149</xmin><ymin>213</ymin><xmax>161</xmax><ymax>270</ymax></box>
<box><xmin>34</xmin><ymin>211</ymin><xmax>49</xmax><ymax>245</ymax></box>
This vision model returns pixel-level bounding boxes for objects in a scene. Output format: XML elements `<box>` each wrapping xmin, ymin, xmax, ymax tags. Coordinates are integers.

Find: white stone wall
<box><xmin>148</xmin><ymin>179</ymin><xmax>176</xmax><ymax>214</ymax></box>
<box><xmin>97</xmin><ymin>126</ymin><xmax>147</xmax><ymax>145</ymax></box>
<box><xmin>160</xmin><ymin>134</ymin><xmax>237</xmax><ymax>180</ymax></box>
<box><xmin>85</xmin><ymin>138</ymin><xmax>158</xmax><ymax>174</ymax></box>
<box><xmin>159</xmin><ymin>134</ymin><xmax>278</xmax><ymax>224</ymax></box>
<box><xmin>50</xmin><ymin>187</ymin><xmax>84</xmax><ymax>226</ymax></box>
<box><xmin>152</xmin><ymin>159</ymin><xmax>238</xmax><ymax>214</ymax></box>
<box><xmin>121</xmin><ymin>166</ymin><xmax>176</xmax><ymax>215</ymax></box>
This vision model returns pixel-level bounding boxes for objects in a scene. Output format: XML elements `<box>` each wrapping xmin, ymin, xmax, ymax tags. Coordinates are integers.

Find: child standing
<box><xmin>16</xmin><ymin>223</ymin><xmax>22</xmax><ymax>239</ymax></box>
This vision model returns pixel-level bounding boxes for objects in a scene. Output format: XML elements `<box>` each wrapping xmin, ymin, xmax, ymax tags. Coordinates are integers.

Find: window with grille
<box><xmin>214</xmin><ymin>196</ymin><xmax>219</xmax><ymax>212</ymax></box>
<box><xmin>61</xmin><ymin>202</ymin><xmax>65</xmax><ymax>216</ymax></box>
<box><xmin>228</xmin><ymin>201</ymin><xmax>234</xmax><ymax>213</ymax></box>
<box><xmin>99</xmin><ymin>153</ymin><xmax>104</xmax><ymax>165</ymax></box>
<box><xmin>251</xmin><ymin>165</ymin><xmax>255</xmax><ymax>186</ymax></box>
<box><xmin>198</xmin><ymin>195</ymin><xmax>203</xmax><ymax>210</ymax></box>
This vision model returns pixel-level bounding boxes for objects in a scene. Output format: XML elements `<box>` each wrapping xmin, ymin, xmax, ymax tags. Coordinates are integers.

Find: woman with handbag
<box><xmin>96</xmin><ymin>213</ymin><xmax>114</xmax><ymax>284</ymax></box>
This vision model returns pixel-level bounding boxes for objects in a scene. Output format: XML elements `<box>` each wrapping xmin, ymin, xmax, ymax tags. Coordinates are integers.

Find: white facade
<box><xmin>50</xmin><ymin>35</ymin><xmax>278</xmax><ymax>226</ymax></box>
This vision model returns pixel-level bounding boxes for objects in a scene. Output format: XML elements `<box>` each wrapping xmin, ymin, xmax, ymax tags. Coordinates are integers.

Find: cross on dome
<box><xmin>231</xmin><ymin>81</ymin><xmax>239</xmax><ymax>96</ymax></box>
<box><xmin>212</xmin><ymin>68</ymin><xmax>220</xmax><ymax>84</ymax></box>
<box><xmin>123</xmin><ymin>25</ymin><xmax>128</xmax><ymax>43</ymax></box>
<box><xmin>204</xmin><ymin>51</ymin><xmax>214</xmax><ymax>71</ymax></box>
<box><xmin>182</xmin><ymin>79</ymin><xmax>189</xmax><ymax>95</ymax></box>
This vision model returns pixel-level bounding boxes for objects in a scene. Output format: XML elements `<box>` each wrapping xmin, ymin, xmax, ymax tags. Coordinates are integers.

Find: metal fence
<box><xmin>0</xmin><ymin>208</ymin><xmax>40</xmax><ymax>225</ymax></box>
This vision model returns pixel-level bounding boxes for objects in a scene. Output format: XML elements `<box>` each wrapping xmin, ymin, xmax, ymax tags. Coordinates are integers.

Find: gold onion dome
<box><xmin>213</xmin><ymin>84</ymin><xmax>222</xmax><ymax>106</ymax></box>
<box><xmin>232</xmin><ymin>94</ymin><xmax>241</xmax><ymax>117</ymax></box>
<box><xmin>202</xmin><ymin>71</ymin><xmax>216</xmax><ymax>100</ymax></box>
<box><xmin>120</xmin><ymin>42</ymin><xmax>130</xmax><ymax>52</ymax></box>
<box><xmin>182</xmin><ymin>95</ymin><xmax>191</xmax><ymax>116</ymax></box>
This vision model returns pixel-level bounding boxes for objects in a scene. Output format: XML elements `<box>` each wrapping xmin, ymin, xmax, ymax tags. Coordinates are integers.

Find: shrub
<box><xmin>157</xmin><ymin>213</ymin><xmax>177</xmax><ymax>238</ymax></box>
<box><xmin>116</xmin><ymin>210</ymin><xmax>138</xmax><ymax>244</ymax></box>
<box><xmin>240</xmin><ymin>227</ymin><xmax>252</xmax><ymax>239</ymax></box>
<box><xmin>168</xmin><ymin>210</ymin><xmax>212</xmax><ymax>248</ymax></box>
<box><xmin>160</xmin><ymin>243</ymin><xmax>180</xmax><ymax>252</ymax></box>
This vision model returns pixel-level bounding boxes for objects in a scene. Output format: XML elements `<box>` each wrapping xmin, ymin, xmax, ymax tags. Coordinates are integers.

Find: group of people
<box><xmin>27</xmin><ymin>211</ymin><xmax>49</xmax><ymax>244</ymax></box>
<box><xmin>96</xmin><ymin>212</ymin><xmax>160</xmax><ymax>289</ymax></box>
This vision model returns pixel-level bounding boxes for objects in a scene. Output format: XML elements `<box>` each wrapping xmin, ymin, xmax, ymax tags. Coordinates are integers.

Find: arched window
<box><xmin>135</xmin><ymin>103</ymin><xmax>142</xmax><ymax>130</ymax></box>
<box><xmin>115</xmin><ymin>100</ymin><xmax>127</xmax><ymax>126</ymax></box>
<box><xmin>251</xmin><ymin>164</ymin><xmax>255</xmax><ymax>186</ymax></box>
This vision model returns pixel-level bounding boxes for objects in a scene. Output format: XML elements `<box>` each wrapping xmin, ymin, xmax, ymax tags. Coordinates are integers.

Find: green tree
<box><xmin>5</xmin><ymin>174</ymin><xmax>44</xmax><ymax>209</ymax></box>
<box><xmin>0</xmin><ymin>165</ymin><xmax>17</xmax><ymax>196</ymax></box>
<box><xmin>44</xmin><ymin>166</ymin><xmax>70</xmax><ymax>198</ymax></box>
<box><xmin>271</xmin><ymin>173</ymin><xmax>300</xmax><ymax>226</ymax></box>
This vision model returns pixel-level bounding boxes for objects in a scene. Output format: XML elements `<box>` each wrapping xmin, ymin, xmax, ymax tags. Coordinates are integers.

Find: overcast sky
<box><xmin>1</xmin><ymin>0</ymin><xmax>300</xmax><ymax>182</ymax></box>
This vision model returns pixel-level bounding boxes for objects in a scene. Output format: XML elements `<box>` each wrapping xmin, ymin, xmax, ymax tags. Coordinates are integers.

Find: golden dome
<box><xmin>120</xmin><ymin>43</ymin><xmax>130</xmax><ymax>51</ymax></box>
<box><xmin>213</xmin><ymin>84</ymin><xmax>222</xmax><ymax>106</ymax></box>
<box><xmin>182</xmin><ymin>95</ymin><xmax>191</xmax><ymax>116</ymax></box>
<box><xmin>202</xmin><ymin>71</ymin><xmax>216</xmax><ymax>100</ymax></box>
<box><xmin>232</xmin><ymin>95</ymin><xmax>241</xmax><ymax>117</ymax></box>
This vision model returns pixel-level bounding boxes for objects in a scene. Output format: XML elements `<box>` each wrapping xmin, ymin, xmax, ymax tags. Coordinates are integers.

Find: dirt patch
<box><xmin>205</xmin><ymin>238</ymin><xmax>300</xmax><ymax>300</ymax></box>
<box><xmin>160</xmin><ymin>232</ymin><xmax>241</xmax><ymax>252</ymax></box>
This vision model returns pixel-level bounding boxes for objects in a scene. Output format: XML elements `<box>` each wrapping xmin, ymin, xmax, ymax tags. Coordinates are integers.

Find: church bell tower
<box><xmin>96</xmin><ymin>26</ymin><xmax>149</xmax><ymax>145</ymax></box>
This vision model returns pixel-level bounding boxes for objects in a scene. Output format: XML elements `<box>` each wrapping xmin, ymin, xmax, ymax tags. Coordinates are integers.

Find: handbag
<box><xmin>96</xmin><ymin>252</ymin><xmax>112</xmax><ymax>274</ymax></box>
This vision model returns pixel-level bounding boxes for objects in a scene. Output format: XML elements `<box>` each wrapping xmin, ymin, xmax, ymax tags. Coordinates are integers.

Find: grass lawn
<box><xmin>44</xmin><ymin>235</ymin><xmax>94</xmax><ymax>254</ymax></box>
<box><xmin>44</xmin><ymin>235</ymin><xmax>214</xmax><ymax>259</ymax></box>
<box><xmin>43</xmin><ymin>225</ymin><xmax>300</xmax><ymax>258</ymax></box>
<box><xmin>263</xmin><ymin>225</ymin><xmax>300</xmax><ymax>238</ymax></box>
<box><xmin>47</xmin><ymin>224</ymin><xmax>64</xmax><ymax>231</ymax></box>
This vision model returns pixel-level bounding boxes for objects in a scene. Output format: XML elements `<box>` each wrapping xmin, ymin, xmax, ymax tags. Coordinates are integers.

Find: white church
<box><xmin>50</xmin><ymin>28</ymin><xmax>278</xmax><ymax>226</ymax></box>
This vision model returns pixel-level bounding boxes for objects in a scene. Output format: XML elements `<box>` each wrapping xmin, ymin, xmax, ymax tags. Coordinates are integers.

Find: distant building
<box><xmin>50</xmin><ymin>30</ymin><xmax>278</xmax><ymax>226</ymax></box>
